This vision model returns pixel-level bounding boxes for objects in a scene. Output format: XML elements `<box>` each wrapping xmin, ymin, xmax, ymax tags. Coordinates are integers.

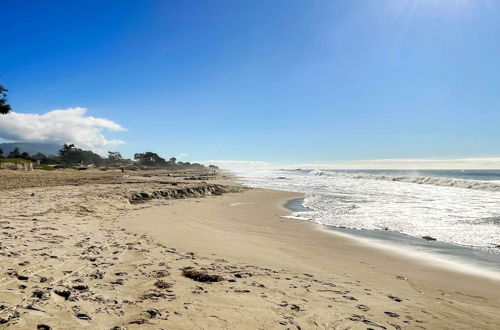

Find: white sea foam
<box><xmin>235</xmin><ymin>169</ymin><xmax>500</xmax><ymax>251</ymax></box>
<box><xmin>309</xmin><ymin>170</ymin><xmax>500</xmax><ymax>192</ymax></box>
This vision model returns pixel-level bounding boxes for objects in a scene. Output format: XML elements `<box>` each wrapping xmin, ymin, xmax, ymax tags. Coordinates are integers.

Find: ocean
<box><xmin>235</xmin><ymin>169</ymin><xmax>500</xmax><ymax>273</ymax></box>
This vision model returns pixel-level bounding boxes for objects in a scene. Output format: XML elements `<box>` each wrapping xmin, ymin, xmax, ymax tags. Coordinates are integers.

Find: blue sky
<box><xmin>1</xmin><ymin>0</ymin><xmax>499</xmax><ymax>165</ymax></box>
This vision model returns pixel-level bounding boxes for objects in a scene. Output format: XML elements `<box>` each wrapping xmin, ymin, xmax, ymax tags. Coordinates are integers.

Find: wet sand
<box><xmin>285</xmin><ymin>198</ymin><xmax>500</xmax><ymax>276</ymax></box>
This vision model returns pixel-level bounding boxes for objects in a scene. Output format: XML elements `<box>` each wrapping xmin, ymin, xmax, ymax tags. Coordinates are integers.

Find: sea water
<box><xmin>235</xmin><ymin>169</ymin><xmax>500</xmax><ymax>272</ymax></box>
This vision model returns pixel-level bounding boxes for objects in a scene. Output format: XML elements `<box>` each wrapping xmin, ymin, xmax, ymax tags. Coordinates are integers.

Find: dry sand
<box><xmin>0</xmin><ymin>169</ymin><xmax>499</xmax><ymax>329</ymax></box>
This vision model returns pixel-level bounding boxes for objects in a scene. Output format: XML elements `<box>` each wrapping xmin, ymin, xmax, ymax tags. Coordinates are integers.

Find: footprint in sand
<box><xmin>384</xmin><ymin>311</ymin><xmax>400</xmax><ymax>318</ymax></box>
<box><xmin>356</xmin><ymin>304</ymin><xmax>370</xmax><ymax>312</ymax></box>
<box><xmin>388</xmin><ymin>294</ymin><xmax>403</xmax><ymax>302</ymax></box>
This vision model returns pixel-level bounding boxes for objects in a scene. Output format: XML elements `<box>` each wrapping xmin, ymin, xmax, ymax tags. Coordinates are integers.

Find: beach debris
<box><xmin>37</xmin><ymin>325</ymin><xmax>52</xmax><ymax>330</ymax></box>
<box><xmin>154</xmin><ymin>279</ymin><xmax>172</xmax><ymax>289</ymax></box>
<box><xmin>233</xmin><ymin>289</ymin><xmax>251</xmax><ymax>293</ymax></box>
<box><xmin>191</xmin><ymin>285</ymin><xmax>207</xmax><ymax>294</ymax></box>
<box><xmin>72</xmin><ymin>284</ymin><xmax>89</xmax><ymax>291</ymax></box>
<box><xmin>348</xmin><ymin>315</ymin><xmax>387</xmax><ymax>329</ymax></box>
<box><xmin>39</xmin><ymin>276</ymin><xmax>50</xmax><ymax>283</ymax></box>
<box><xmin>384</xmin><ymin>311</ymin><xmax>400</xmax><ymax>318</ymax></box>
<box><xmin>142</xmin><ymin>308</ymin><xmax>161</xmax><ymax>319</ymax></box>
<box><xmin>388</xmin><ymin>294</ymin><xmax>403</xmax><ymax>302</ymax></box>
<box><xmin>129</xmin><ymin>319</ymin><xmax>150</xmax><ymax>325</ymax></box>
<box><xmin>181</xmin><ymin>269</ymin><xmax>223</xmax><ymax>283</ymax></box>
<box><xmin>17</xmin><ymin>274</ymin><xmax>29</xmax><ymax>281</ymax></box>
<box><xmin>421</xmin><ymin>235</ymin><xmax>437</xmax><ymax>241</ymax></box>
<box><xmin>54</xmin><ymin>288</ymin><xmax>71</xmax><ymax>300</ymax></box>
<box><xmin>150</xmin><ymin>269</ymin><xmax>169</xmax><ymax>278</ymax></box>
<box><xmin>389</xmin><ymin>322</ymin><xmax>403</xmax><ymax>330</ymax></box>
<box><xmin>75</xmin><ymin>313</ymin><xmax>92</xmax><ymax>321</ymax></box>
<box><xmin>32</xmin><ymin>289</ymin><xmax>50</xmax><ymax>300</ymax></box>
<box><xmin>89</xmin><ymin>270</ymin><xmax>105</xmax><ymax>279</ymax></box>
<box><xmin>110</xmin><ymin>278</ymin><xmax>125</xmax><ymax>285</ymax></box>
<box><xmin>231</xmin><ymin>271</ymin><xmax>253</xmax><ymax>278</ymax></box>
<box><xmin>0</xmin><ymin>314</ymin><xmax>15</xmax><ymax>325</ymax></box>
<box><xmin>141</xmin><ymin>289</ymin><xmax>176</xmax><ymax>301</ymax></box>
<box><xmin>364</xmin><ymin>319</ymin><xmax>387</xmax><ymax>329</ymax></box>
<box><xmin>26</xmin><ymin>304</ymin><xmax>44</xmax><ymax>312</ymax></box>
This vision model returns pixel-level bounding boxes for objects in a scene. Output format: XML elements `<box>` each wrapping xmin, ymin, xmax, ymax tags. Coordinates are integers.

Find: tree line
<box><xmin>0</xmin><ymin>144</ymin><xmax>215</xmax><ymax>170</ymax></box>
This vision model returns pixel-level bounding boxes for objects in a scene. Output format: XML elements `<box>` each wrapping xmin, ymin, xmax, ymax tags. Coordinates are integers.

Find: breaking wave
<box><xmin>236</xmin><ymin>168</ymin><xmax>500</xmax><ymax>251</ymax></box>
<box><xmin>309</xmin><ymin>170</ymin><xmax>500</xmax><ymax>192</ymax></box>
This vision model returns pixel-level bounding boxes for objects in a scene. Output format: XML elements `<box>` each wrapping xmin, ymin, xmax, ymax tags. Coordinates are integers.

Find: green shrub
<box><xmin>34</xmin><ymin>164</ymin><xmax>56</xmax><ymax>171</ymax></box>
<box><xmin>0</xmin><ymin>158</ymin><xmax>33</xmax><ymax>163</ymax></box>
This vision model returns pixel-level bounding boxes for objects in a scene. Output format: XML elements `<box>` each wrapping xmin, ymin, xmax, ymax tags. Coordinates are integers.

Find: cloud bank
<box><xmin>200</xmin><ymin>158</ymin><xmax>500</xmax><ymax>170</ymax></box>
<box><xmin>288</xmin><ymin>158</ymin><xmax>500</xmax><ymax>170</ymax></box>
<box><xmin>199</xmin><ymin>160</ymin><xmax>271</xmax><ymax>170</ymax></box>
<box><xmin>0</xmin><ymin>107</ymin><xmax>125</xmax><ymax>154</ymax></box>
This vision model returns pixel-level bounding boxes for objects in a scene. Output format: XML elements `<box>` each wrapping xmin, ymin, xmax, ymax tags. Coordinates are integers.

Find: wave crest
<box><xmin>308</xmin><ymin>170</ymin><xmax>500</xmax><ymax>192</ymax></box>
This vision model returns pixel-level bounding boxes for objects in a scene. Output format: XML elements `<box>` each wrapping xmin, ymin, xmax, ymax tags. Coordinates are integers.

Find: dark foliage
<box><xmin>0</xmin><ymin>142</ymin><xmax>210</xmax><ymax>171</ymax></box>
<box><xmin>58</xmin><ymin>144</ymin><xmax>104</xmax><ymax>166</ymax></box>
<box><xmin>107</xmin><ymin>151</ymin><xmax>123</xmax><ymax>164</ymax></box>
<box><xmin>133</xmin><ymin>151</ymin><xmax>168</xmax><ymax>167</ymax></box>
<box><xmin>0</xmin><ymin>84</ymin><xmax>11</xmax><ymax>114</ymax></box>
<box><xmin>8</xmin><ymin>147</ymin><xmax>21</xmax><ymax>158</ymax></box>
<box><xmin>181</xmin><ymin>269</ymin><xmax>223</xmax><ymax>283</ymax></box>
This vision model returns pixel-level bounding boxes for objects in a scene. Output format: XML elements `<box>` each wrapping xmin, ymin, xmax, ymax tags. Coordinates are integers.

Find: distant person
<box><xmin>121</xmin><ymin>166</ymin><xmax>124</xmax><ymax>173</ymax></box>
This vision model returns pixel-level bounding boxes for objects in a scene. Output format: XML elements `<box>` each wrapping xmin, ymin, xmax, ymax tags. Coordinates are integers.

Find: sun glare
<box><xmin>391</xmin><ymin>0</ymin><xmax>490</xmax><ymax>18</ymax></box>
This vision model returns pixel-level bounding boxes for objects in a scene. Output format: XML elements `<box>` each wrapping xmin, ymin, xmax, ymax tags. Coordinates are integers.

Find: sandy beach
<box><xmin>3</xmin><ymin>1</ymin><xmax>500</xmax><ymax>328</ymax></box>
<box><xmin>1</xmin><ymin>169</ymin><xmax>499</xmax><ymax>329</ymax></box>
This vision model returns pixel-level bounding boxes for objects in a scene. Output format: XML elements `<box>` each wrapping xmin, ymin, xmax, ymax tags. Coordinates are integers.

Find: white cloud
<box><xmin>287</xmin><ymin>157</ymin><xmax>500</xmax><ymax>170</ymax></box>
<box><xmin>198</xmin><ymin>160</ymin><xmax>271</xmax><ymax>170</ymax></box>
<box><xmin>0</xmin><ymin>107</ymin><xmax>125</xmax><ymax>154</ymax></box>
<box><xmin>199</xmin><ymin>157</ymin><xmax>500</xmax><ymax>170</ymax></box>
<box><xmin>177</xmin><ymin>153</ymin><xmax>188</xmax><ymax>159</ymax></box>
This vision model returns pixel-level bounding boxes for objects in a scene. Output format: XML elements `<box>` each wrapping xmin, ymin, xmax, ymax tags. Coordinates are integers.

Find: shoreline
<box><xmin>122</xmin><ymin>188</ymin><xmax>500</xmax><ymax>290</ymax></box>
<box><xmin>284</xmin><ymin>198</ymin><xmax>500</xmax><ymax>279</ymax></box>
<box><xmin>120</xmin><ymin>187</ymin><xmax>500</xmax><ymax>329</ymax></box>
